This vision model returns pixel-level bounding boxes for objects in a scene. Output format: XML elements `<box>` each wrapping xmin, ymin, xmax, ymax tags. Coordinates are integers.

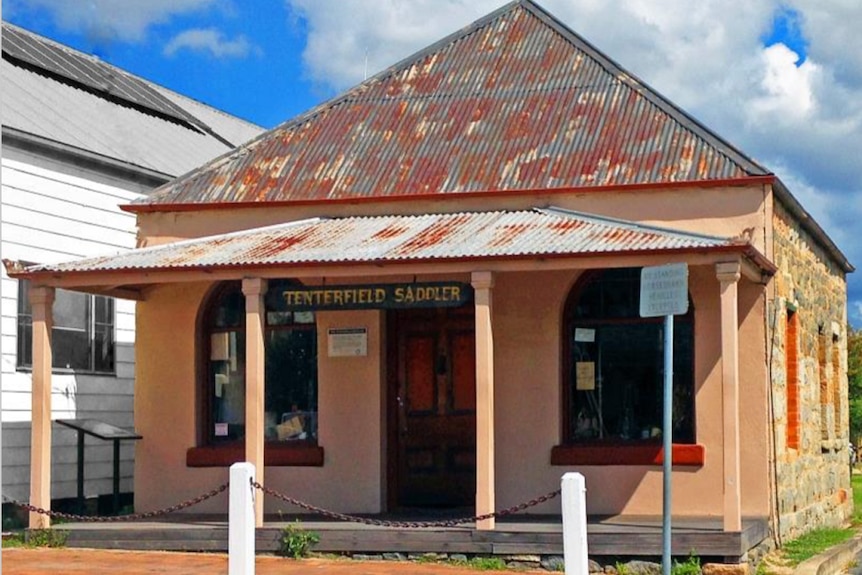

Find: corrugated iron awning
<box><xmin>4</xmin><ymin>207</ymin><xmax>774</xmax><ymax>287</ymax></box>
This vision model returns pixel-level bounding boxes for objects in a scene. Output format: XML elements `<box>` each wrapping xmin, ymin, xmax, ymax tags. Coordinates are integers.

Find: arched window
<box><xmin>202</xmin><ymin>279</ymin><xmax>318</xmax><ymax>446</ymax></box>
<box><xmin>562</xmin><ymin>268</ymin><xmax>695</xmax><ymax>445</ymax></box>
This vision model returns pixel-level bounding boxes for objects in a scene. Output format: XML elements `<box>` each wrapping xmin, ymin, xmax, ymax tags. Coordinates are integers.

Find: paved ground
<box><xmin>2</xmin><ymin>548</ymin><xmax>546</xmax><ymax>574</ymax></box>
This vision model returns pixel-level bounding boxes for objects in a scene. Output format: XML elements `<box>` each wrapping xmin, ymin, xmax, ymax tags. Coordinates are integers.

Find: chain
<box><xmin>5</xmin><ymin>480</ymin><xmax>561</xmax><ymax>528</ymax></box>
<box><xmin>2</xmin><ymin>483</ymin><xmax>228</xmax><ymax>523</ymax></box>
<box><xmin>252</xmin><ymin>480</ymin><xmax>561</xmax><ymax>528</ymax></box>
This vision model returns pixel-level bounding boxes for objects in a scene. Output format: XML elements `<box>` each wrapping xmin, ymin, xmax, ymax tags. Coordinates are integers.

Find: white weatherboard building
<box><xmin>0</xmin><ymin>22</ymin><xmax>263</xmax><ymax>509</ymax></box>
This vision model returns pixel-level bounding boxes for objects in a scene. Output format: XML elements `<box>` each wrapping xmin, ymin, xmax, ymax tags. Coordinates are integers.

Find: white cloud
<box><xmin>5</xmin><ymin>0</ymin><xmax>217</xmax><ymax>42</ymax></box>
<box><xmin>286</xmin><ymin>0</ymin><xmax>492</xmax><ymax>89</ymax></box>
<box><xmin>750</xmin><ymin>43</ymin><xmax>817</xmax><ymax>121</ymax></box>
<box><xmin>790</xmin><ymin>0</ymin><xmax>862</xmax><ymax>88</ymax></box>
<box><xmin>163</xmin><ymin>28</ymin><xmax>257</xmax><ymax>58</ymax></box>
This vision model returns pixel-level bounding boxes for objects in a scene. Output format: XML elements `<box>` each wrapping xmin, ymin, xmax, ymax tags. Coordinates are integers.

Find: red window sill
<box><xmin>186</xmin><ymin>443</ymin><xmax>324</xmax><ymax>467</ymax></box>
<box><xmin>551</xmin><ymin>443</ymin><xmax>704</xmax><ymax>466</ymax></box>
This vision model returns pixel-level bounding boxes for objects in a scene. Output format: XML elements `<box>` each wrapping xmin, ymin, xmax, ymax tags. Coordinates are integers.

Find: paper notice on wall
<box><xmin>214</xmin><ymin>373</ymin><xmax>228</xmax><ymax>398</ymax></box>
<box><xmin>576</xmin><ymin>362</ymin><xmax>596</xmax><ymax>390</ymax></box>
<box><xmin>214</xmin><ymin>423</ymin><xmax>229</xmax><ymax>437</ymax></box>
<box><xmin>574</xmin><ymin>328</ymin><xmax>596</xmax><ymax>342</ymax></box>
<box><xmin>328</xmin><ymin>327</ymin><xmax>368</xmax><ymax>357</ymax></box>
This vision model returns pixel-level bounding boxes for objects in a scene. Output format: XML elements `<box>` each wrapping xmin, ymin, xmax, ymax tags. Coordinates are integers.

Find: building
<box><xmin>1</xmin><ymin>22</ymin><xmax>263</xmax><ymax>509</ymax></box>
<box><xmin>5</xmin><ymin>0</ymin><xmax>852</xmax><ymax>556</ymax></box>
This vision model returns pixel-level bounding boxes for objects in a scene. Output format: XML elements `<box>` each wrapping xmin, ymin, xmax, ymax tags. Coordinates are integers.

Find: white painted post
<box><xmin>229</xmin><ymin>462</ymin><xmax>256</xmax><ymax>575</ymax></box>
<box><xmin>562</xmin><ymin>472</ymin><xmax>589</xmax><ymax>575</ymax></box>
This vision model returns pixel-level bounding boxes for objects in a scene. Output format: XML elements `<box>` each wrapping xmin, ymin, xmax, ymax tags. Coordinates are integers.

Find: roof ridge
<box><xmin>150</xmin><ymin>83</ymin><xmax>263</xmax><ymax>131</ymax></box>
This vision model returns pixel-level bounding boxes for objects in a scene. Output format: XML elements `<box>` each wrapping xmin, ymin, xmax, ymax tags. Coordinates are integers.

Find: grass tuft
<box><xmin>852</xmin><ymin>474</ymin><xmax>862</xmax><ymax>526</ymax></box>
<box><xmin>781</xmin><ymin>528</ymin><xmax>853</xmax><ymax>566</ymax></box>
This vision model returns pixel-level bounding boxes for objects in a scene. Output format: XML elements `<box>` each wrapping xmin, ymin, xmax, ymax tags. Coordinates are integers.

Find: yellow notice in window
<box><xmin>576</xmin><ymin>362</ymin><xmax>596</xmax><ymax>390</ymax></box>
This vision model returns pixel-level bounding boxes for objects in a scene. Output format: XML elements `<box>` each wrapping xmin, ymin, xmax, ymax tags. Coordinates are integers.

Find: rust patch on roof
<box><xmin>371</xmin><ymin>223</ymin><xmax>411</xmax><ymax>240</ymax></box>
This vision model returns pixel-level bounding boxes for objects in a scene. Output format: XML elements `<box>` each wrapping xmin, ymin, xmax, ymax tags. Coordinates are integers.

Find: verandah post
<box><xmin>29</xmin><ymin>285</ymin><xmax>55</xmax><ymax>529</ymax></box>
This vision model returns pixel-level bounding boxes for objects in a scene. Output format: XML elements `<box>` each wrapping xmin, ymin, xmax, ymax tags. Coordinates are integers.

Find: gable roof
<box><xmin>1</xmin><ymin>22</ymin><xmax>264</xmax><ymax>181</ymax></box>
<box><xmin>4</xmin><ymin>207</ymin><xmax>773</xmax><ymax>284</ymax></box>
<box><xmin>135</xmin><ymin>0</ymin><xmax>769</xmax><ymax>209</ymax></box>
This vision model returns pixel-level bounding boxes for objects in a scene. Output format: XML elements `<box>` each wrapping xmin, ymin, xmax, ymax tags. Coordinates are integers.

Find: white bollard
<box><xmin>229</xmin><ymin>462</ymin><xmax>256</xmax><ymax>575</ymax></box>
<box><xmin>562</xmin><ymin>472</ymin><xmax>589</xmax><ymax>575</ymax></box>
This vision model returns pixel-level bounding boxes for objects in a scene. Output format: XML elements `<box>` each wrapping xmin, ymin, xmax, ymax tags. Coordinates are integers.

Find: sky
<box><xmin>3</xmin><ymin>0</ymin><xmax>862</xmax><ymax>324</ymax></box>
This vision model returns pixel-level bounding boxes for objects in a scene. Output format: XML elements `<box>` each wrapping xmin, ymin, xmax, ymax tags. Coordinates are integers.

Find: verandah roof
<box><xmin>4</xmin><ymin>207</ymin><xmax>775</xmax><ymax>298</ymax></box>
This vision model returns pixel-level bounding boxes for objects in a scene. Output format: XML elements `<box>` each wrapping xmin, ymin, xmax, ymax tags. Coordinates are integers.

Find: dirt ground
<box><xmin>2</xmin><ymin>548</ymin><xmax>548</xmax><ymax>574</ymax></box>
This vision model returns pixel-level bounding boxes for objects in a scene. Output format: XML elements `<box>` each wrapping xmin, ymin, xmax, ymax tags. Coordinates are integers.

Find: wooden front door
<box><xmin>389</xmin><ymin>306</ymin><xmax>476</xmax><ymax>508</ymax></box>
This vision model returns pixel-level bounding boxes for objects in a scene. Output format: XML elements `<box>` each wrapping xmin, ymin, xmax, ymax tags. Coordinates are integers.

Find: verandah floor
<box><xmin>60</xmin><ymin>514</ymin><xmax>769</xmax><ymax>562</ymax></box>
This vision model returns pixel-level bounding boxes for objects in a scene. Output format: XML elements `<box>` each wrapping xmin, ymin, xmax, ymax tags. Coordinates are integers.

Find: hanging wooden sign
<box><xmin>282</xmin><ymin>282</ymin><xmax>473</xmax><ymax>311</ymax></box>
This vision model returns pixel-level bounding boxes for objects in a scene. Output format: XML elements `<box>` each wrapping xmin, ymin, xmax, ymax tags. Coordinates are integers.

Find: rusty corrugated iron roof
<box><xmin>6</xmin><ymin>207</ymin><xmax>771</xmax><ymax>278</ymax></box>
<box><xmin>134</xmin><ymin>0</ymin><xmax>769</xmax><ymax>210</ymax></box>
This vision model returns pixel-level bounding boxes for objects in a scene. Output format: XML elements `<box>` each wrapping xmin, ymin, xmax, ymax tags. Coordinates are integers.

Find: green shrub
<box><xmin>277</xmin><ymin>521</ymin><xmax>319</xmax><ymax>559</ymax></box>
<box><xmin>672</xmin><ymin>554</ymin><xmax>702</xmax><ymax>575</ymax></box>
<box><xmin>465</xmin><ymin>556</ymin><xmax>507</xmax><ymax>570</ymax></box>
<box><xmin>25</xmin><ymin>528</ymin><xmax>69</xmax><ymax>548</ymax></box>
<box><xmin>2</xmin><ymin>533</ymin><xmax>27</xmax><ymax>548</ymax></box>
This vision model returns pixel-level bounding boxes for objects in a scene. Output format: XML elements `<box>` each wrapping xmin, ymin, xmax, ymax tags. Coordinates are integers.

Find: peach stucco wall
<box><xmin>134</xmin><ymin>264</ymin><xmax>771</xmax><ymax>518</ymax></box>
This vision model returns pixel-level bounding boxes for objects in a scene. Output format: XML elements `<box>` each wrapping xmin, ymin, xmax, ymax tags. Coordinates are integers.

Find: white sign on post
<box><xmin>639</xmin><ymin>263</ymin><xmax>689</xmax><ymax>318</ymax></box>
<box><xmin>639</xmin><ymin>262</ymin><xmax>688</xmax><ymax>575</ymax></box>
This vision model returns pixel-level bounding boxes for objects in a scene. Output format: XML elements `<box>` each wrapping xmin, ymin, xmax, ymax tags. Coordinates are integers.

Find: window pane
<box><xmin>566</xmin><ymin>268</ymin><xmax>694</xmax><ymax>445</ymax></box>
<box><xmin>95</xmin><ymin>296</ymin><xmax>114</xmax><ymax>324</ymax></box>
<box><xmin>18</xmin><ymin>279</ymin><xmax>32</xmax><ymax>315</ymax></box>
<box><xmin>17</xmin><ymin>320</ymin><xmax>32</xmax><ymax>367</ymax></box>
<box><xmin>265</xmin><ymin>328</ymin><xmax>318</xmax><ymax>442</ymax></box>
<box><xmin>569</xmin><ymin>320</ymin><xmax>694</xmax><ymax>443</ymax></box>
<box><xmin>93</xmin><ymin>324</ymin><xmax>115</xmax><ymax>373</ymax></box>
<box><xmin>213</xmin><ymin>290</ymin><xmax>243</xmax><ymax>328</ymax></box>
<box><xmin>294</xmin><ymin>311</ymin><xmax>315</xmax><ymax>324</ymax></box>
<box><xmin>265</xmin><ymin>280</ymin><xmax>315</xmax><ymax>326</ymax></box>
<box><xmin>17</xmin><ymin>280</ymin><xmax>33</xmax><ymax>368</ymax></box>
<box><xmin>211</xmin><ymin>330</ymin><xmax>246</xmax><ymax>441</ymax></box>
<box><xmin>266</xmin><ymin>311</ymin><xmax>293</xmax><ymax>326</ymax></box>
<box><xmin>53</xmin><ymin>290</ymin><xmax>88</xmax><ymax>330</ymax></box>
<box><xmin>203</xmin><ymin>280</ymin><xmax>320</xmax><ymax>446</ymax></box>
<box><xmin>16</xmin><ymin>282</ymin><xmax>115</xmax><ymax>373</ymax></box>
<box><xmin>575</xmin><ymin>268</ymin><xmax>641</xmax><ymax>319</ymax></box>
<box><xmin>53</xmin><ymin>327</ymin><xmax>90</xmax><ymax>370</ymax></box>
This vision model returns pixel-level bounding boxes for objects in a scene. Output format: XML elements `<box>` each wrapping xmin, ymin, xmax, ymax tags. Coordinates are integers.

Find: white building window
<box><xmin>17</xmin><ymin>279</ymin><xmax>115</xmax><ymax>374</ymax></box>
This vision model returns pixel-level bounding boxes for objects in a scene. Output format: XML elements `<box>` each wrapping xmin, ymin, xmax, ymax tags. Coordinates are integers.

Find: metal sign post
<box><xmin>639</xmin><ymin>263</ymin><xmax>688</xmax><ymax>575</ymax></box>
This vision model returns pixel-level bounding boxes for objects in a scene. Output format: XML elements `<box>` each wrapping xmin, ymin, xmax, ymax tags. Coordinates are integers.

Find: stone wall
<box><xmin>769</xmin><ymin>198</ymin><xmax>851</xmax><ymax>541</ymax></box>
